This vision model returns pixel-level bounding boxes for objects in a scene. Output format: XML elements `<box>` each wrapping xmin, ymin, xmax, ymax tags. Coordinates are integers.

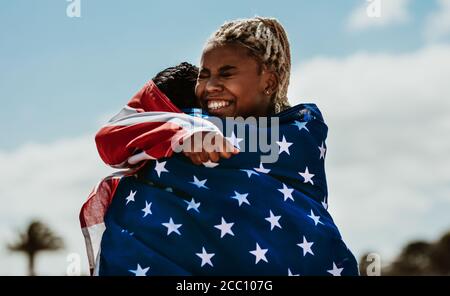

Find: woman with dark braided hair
<box><xmin>84</xmin><ymin>17</ymin><xmax>358</xmax><ymax>276</ymax></box>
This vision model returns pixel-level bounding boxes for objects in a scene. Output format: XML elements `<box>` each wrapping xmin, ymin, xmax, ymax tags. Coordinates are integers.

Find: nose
<box><xmin>205</xmin><ymin>76</ymin><xmax>223</xmax><ymax>93</ymax></box>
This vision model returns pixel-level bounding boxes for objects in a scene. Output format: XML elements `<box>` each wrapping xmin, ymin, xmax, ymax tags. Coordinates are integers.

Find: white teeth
<box><xmin>208</xmin><ymin>100</ymin><xmax>230</xmax><ymax>110</ymax></box>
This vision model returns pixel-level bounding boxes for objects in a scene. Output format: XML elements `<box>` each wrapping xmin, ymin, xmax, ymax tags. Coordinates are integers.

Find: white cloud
<box><xmin>0</xmin><ymin>135</ymin><xmax>112</xmax><ymax>275</ymax></box>
<box><xmin>288</xmin><ymin>44</ymin><xmax>450</xmax><ymax>262</ymax></box>
<box><xmin>424</xmin><ymin>0</ymin><xmax>450</xmax><ymax>42</ymax></box>
<box><xmin>347</xmin><ymin>0</ymin><xmax>411</xmax><ymax>31</ymax></box>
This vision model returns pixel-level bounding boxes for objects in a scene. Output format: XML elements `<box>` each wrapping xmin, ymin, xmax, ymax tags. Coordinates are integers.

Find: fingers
<box><xmin>219</xmin><ymin>151</ymin><xmax>232</xmax><ymax>159</ymax></box>
<box><xmin>182</xmin><ymin>132</ymin><xmax>240</xmax><ymax>165</ymax></box>
<box><xmin>219</xmin><ymin>136</ymin><xmax>240</xmax><ymax>158</ymax></box>
<box><xmin>208</xmin><ymin>151</ymin><xmax>220</xmax><ymax>163</ymax></box>
<box><xmin>184</xmin><ymin>151</ymin><xmax>209</xmax><ymax>166</ymax></box>
<box><xmin>191</xmin><ymin>153</ymin><xmax>203</xmax><ymax>166</ymax></box>
<box><xmin>199</xmin><ymin>151</ymin><xmax>209</xmax><ymax>163</ymax></box>
<box><xmin>184</xmin><ymin>152</ymin><xmax>221</xmax><ymax>165</ymax></box>
<box><xmin>183</xmin><ymin>151</ymin><xmax>200</xmax><ymax>165</ymax></box>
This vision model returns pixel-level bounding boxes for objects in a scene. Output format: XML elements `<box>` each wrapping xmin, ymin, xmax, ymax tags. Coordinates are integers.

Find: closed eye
<box><xmin>198</xmin><ymin>73</ymin><xmax>209</xmax><ymax>80</ymax></box>
<box><xmin>198</xmin><ymin>68</ymin><xmax>210</xmax><ymax>79</ymax></box>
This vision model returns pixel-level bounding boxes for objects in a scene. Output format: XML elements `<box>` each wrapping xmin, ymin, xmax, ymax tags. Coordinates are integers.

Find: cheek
<box><xmin>226</xmin><ymin>79</ymin><xmax>254</xmax><ymax>98</ymax></box>
<box><xmin>194</xmin><ymin>82</ymin><xmax>203</xmax><ymax>98</ymax></box>
<box><xmin>231</xmin><ymin>79</ymin><xmax>261</xmax><ymax>103</ymax></box>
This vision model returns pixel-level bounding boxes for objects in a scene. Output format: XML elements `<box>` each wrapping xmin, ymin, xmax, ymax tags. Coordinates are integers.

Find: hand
<box><xmin>182</xmin><ymin>131</ymin><xmax>239</xmax><ymax>165</ymax></box>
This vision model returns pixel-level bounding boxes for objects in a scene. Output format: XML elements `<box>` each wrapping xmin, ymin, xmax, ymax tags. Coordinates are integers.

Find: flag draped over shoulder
<box><xmin>81</xmin><ymin>80</ymin><xmax>358</xmax><ymax>276</ymax></box>
<box><xmin>94</xmin><ymin>80</ymin><xmax>221</xmax><ymax>169</ymax></box>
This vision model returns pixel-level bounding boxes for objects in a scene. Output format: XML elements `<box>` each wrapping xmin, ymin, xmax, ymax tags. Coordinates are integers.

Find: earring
<box><xmin>265</xmin><ymin>89</ymin><xmax>270</xmax><ymax>95</ymax></box>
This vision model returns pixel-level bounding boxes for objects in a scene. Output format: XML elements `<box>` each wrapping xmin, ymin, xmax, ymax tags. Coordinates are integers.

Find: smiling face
<box><xmin>195</xmin><ymin>43</ymin><xmax>276</xmax><ymax>118</ymax></box>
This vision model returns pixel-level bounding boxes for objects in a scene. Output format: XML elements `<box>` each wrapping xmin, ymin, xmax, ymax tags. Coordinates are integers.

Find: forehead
<box><xmin>200</xmin><ymin>43</ymin><xmax>259</xmax><ymax>70</ymax></box>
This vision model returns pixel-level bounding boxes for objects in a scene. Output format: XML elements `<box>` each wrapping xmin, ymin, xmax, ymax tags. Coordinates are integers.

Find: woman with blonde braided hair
<box><xmin>195</xmin><ymin>17</ymin><xmax>292</xmax><ymax>118</ymax></box>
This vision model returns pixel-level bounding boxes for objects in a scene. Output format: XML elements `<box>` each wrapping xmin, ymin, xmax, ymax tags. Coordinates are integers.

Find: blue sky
<box><xmin>0</xmin><ymin>0</ymin><xmax>445</xmax><ymax>150</ymax></box>
<box><xmin>1</xmin><ymin>0</ymin><xmax>450</xmax><ymax>275</ymax></box>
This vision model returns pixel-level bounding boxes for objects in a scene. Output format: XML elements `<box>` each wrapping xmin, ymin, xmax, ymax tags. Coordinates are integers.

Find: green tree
<box><xmin>384</xmin><ymin>241</ymin><xmax>432</xmax><ymax>275</ymax></box>
<box><xmin>383</xmin><ymin>230</ymin><xmax>450</xmax><ymax>275</ymax></box>
<box><xmin>429</xmin><ymin>231</ymin><xmax>450</xmax><ymax>275</ymax></box>
<box><xmin>8</xmin><ymin>220</ymin><xmax>64</xmax><ymax>276</ymax></box>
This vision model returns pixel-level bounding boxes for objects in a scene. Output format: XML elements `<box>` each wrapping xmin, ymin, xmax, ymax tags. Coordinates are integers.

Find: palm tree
<box><xmin>8</xmin><ymin>220</ymin><xmax>64</xmax><ymax>276</ymax></box>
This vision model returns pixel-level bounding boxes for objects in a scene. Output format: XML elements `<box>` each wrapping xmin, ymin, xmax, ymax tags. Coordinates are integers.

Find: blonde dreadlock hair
<box><xmin>205</xmin><ymin>17</ymin><xmax>292</xmax><ymax>114</ymax></box>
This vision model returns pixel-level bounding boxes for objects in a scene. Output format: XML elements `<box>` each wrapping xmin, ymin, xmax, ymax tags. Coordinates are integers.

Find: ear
<box><xmin>261</xmin><ymin>67</ymin><xmax>278</xmax><ymax>96</ymax></box>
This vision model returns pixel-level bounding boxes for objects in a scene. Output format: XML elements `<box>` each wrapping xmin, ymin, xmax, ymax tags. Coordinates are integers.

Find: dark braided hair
<box><xmin>152</xmin><ymin>62</ymin><xmax>200</xmax><ymax>109</ymax></box>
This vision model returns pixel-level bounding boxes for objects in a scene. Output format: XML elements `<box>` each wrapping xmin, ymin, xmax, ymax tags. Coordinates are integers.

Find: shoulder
<box><xmin>276</xmin><ymin>103</ymin><xmax>325</xmax><ymax>124</ymax></box>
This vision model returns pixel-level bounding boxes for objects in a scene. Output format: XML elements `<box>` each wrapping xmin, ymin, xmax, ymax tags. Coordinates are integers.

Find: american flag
<box><xmin>80</xmin><ymin>81</ymin><xmax>358</xmax><ymax>276</ymax></box>
<box><xmin>94</xmin><ymin>81</ymin><xmax>221</xmax><ymax>169</ymax></box>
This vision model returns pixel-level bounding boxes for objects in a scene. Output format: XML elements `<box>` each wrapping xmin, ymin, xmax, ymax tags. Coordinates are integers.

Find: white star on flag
<box><xmin>196</xmin><ymin>247</ymin><xmax>215</xmax><ymax>267</ymax></box>
<box><xmin>299</xmin><ymin>166</ymin><xmax>315</xmax><ymax>185</ymax></box>
<box><xmin>230</xmin><ymin>191</ymin><xmax>250</xmax><ymax>206</ymax></box>
<box><xmin>184</xmin><ymin>198</ymin><xmax>201</xmax><ymax>213</ymax></box>
<box><xmin>190</xmin><ymin>175</ymin><xmax>209</xmax><ymax>189</ymax></box>
<box><xmin>327</xmin><ymin>262</ymin><xmax>344</xmax><ymax>276</ymax></box>
<box><xmin>276</xmin><ymin>135</ymin><xmax>293</xmax><ymax>155</ymax></box>
<box><xmin>162</xmin><ymin>217</ymin><xmax>182</xmax><ymax>235</ymax></box>
<box><xmin>121</xmin><ymin>229</ymin><xmax>134</xmax><ymax>236</ymax></box>
<box><xmin>141</xmin><ymin>201</ymin><xmax>152</xmax><ymax>217</ymax></box>
<box><xmin>288</xmin><ymin>268</ymin><xmax>300</xmax><ymax>276</ymax></box>
<box><xmin>254</xmin><ymin>162</ymin><xmax>270</xmax><ymax>174</ymax></box>
<box><xmin>226</xmin><ymin>131</ymin><xmax>243</xmax><ymax>149</ymax></box>
<box><xmin>291</xmin><ymin>120</ymin><xmax>309</xmax><ymax>132</ymax></box>
<box><xmin>129</xmin><ymin>264</ymin><xmax>149</xmax><ymax>276</ymax></box>
<box><xmin>202</xmin><ymin>160</ymin><xmax>219</xmax><ymax>168</ymax></box>
<box><xmin>265</xmin><ymin>210</ymin><xmax>282</xmax><ymax>230</ymax></box>
<box><xmin>322</xmin><ymin>197</ymin><xmax>328</xmax><ymax>210</ymax></box>
<box><xmin>240</xmin><ymin>169</ymin><xmax>260</xmax><ymax>178</ymax></box>
<box><xmin>318</xmin><ymin>142</ymin><xmax>326</xmax><ymax>159</ymax></box>
<box><xmin>278</xmin><ymin>183</ymin><xmax>294</xmax><ymax>202</ymax></box>
<box><xmin>297</xmin><ymin>236</ymin><xmax>314</xmax><ymax>256</ymax></box>
<box><xmin>214</xmin><ymin>217</ymin><xmax>235</xmax><ymax>238</ymax></box>
<box><xmin>307</xmin><ymin>209</ymin><xmax>324</xmax><ymax>226</ymax></box>
<box><xmin>125</xmin><ymin>190</ymin><xmax>136</xmax><ymax>205</ymax></box>
<box><xmin>154</xmin><ymin>160</ymin><xmax>168</xmax><ymax>177</ymax></box>
<box><xmin>250</xmin><ymin>243</ymin><xmax>268</xmax><ymax>264</ymax></box>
